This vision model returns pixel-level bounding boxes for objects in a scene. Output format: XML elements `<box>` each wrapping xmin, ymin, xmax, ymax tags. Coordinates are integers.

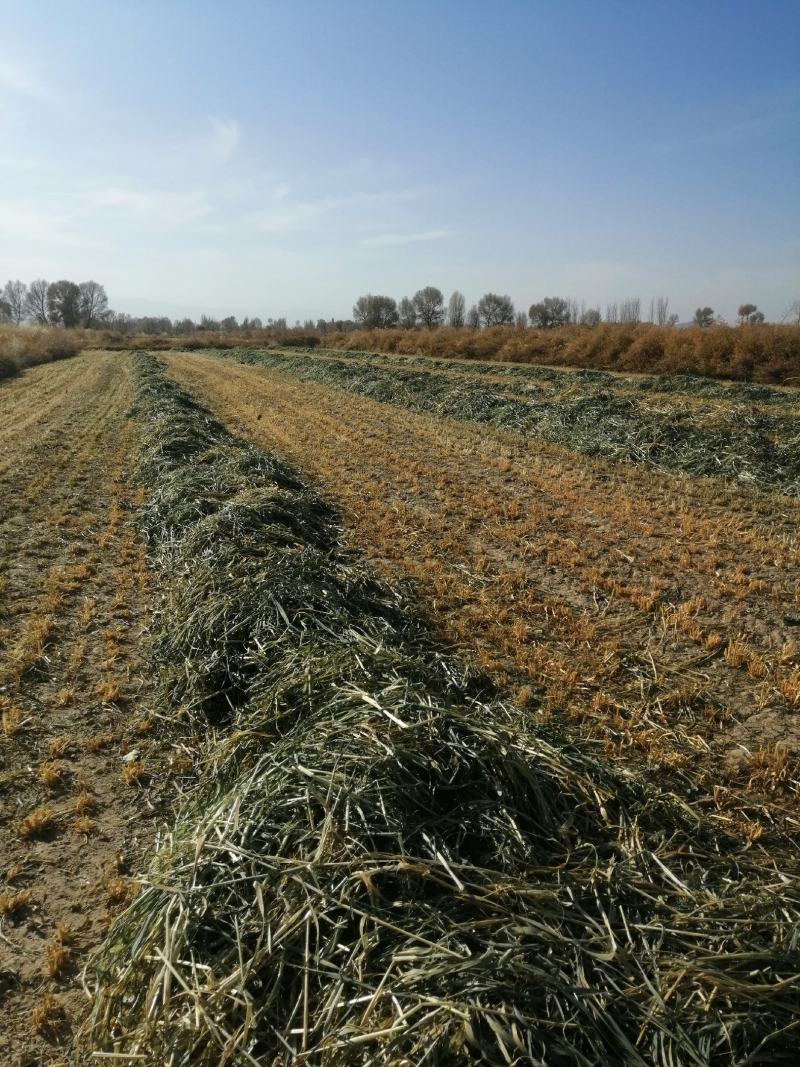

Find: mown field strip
<box><xmin>0</xmin><ymin>352</ymin><xmax>164</xmax><ymax>1063</ymax></box>
<box><xmin>166</xmin><ymin>353</ymin><xmax>800</xmax><ymax>832</ymax></box>
<box><xmin>316</xmin><ymin>343</ymin><xmax>800</xmax><ymax>404</ymax></box>
<box><xmin>218</xmin><ymin>347</ymin><xmax>800</xmax><ymax>495</ymax></box>
<box><xmin>77</xmin><ymin>352</ymin><xmax>800</xmax><ymax>1066</ymax></box>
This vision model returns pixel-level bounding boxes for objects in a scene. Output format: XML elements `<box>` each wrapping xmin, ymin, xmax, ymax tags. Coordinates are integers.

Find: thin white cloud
<box><xmin>0</xmin><ymin>201</ymin><xmax>82</xmax><ymax>245</ymax></box>
<box><xmin>93</xmin><ymin>185</ymin><xmax>212</xmax><ymax>225</ymax></box>
<box><xmin>251</xmin><ymin>187</ymin><xmax>427</xmax><ymax>234</ymax></box>
<box><xmin>361</xmin><ymin>229</ymin><xmax>450</xmax><ymax>247</ymax></box>
<box><xmin>209</xmin><ymin>116</ymin><xmax>240</xmax><ymax>162</ymax></box>
<box><xmin>0</xmin><ymin>57</ymin><xmax>53</xmax><ymax>103</ymax></box>
<box><xmin>251</xmin><ymin>196</ymin><xmax>340</xmax><ymax>233</ymax></box>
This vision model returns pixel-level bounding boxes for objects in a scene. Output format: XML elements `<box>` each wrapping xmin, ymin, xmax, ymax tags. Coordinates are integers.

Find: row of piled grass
<box><xmin>76</xmin><ymin>353</ymin><xmax>800</xmax><ymax>1065</ymax></box>
<box><xmin>310</xmin><ymin>344</ymin><xmax>800</xmax><ymax>405</ymax></box>
<box><xmin>0</xmin><ymin>326</ymin><xmax>82</xmax><ymax>379</ymax></box>
<box><xmin>219</xmin><ymin>348</ymin><xmax>800</xmax><ymax>495</ymax></box>
<box><xmin>327</xmin><ymin>325</ymin><xmax>800</xmax><ymax>386</ymax></box>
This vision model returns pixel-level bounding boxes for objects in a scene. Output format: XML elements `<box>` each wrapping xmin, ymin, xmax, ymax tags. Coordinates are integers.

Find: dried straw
<box><xmin>76</xmin><ymin>353</ymin><xmax>800</xmax><ymax>1065</ymax></box>
<box><xmin>220</xmin><ymin>347</ymin><xmax>800</xmax><ymax>494</ymax></box>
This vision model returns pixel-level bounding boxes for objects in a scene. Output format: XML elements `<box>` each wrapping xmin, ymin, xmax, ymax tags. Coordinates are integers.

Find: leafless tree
<box><xmin>466</xmin><ymin>303</ymin><xmax>480</xmax><ymax>329</ymax></box>
<box><xmin>515</xmin><ymin>310</ymin><xmax>528</xmax><ymax>329</ymax></box>
<box><xmin>477</xmin><ymin>293</ymin><xmax>515</xmax><ymax>327</ymax></box>
<box><xmin>528</xmin><ymin>297</ymin><xmax>570</xmax><ymax>328</ymax></box>
<box><xmin>78</xmin><ymin>280</ymin><xmax>109</xmax><ymax>327</ymax></box>
<box><xmin>24</xmin><ymin>279</ymin><xmax>50</xmax><ymax>325</ymax></box>
<box><xmin>606</xmin><ymin>301</ymin><xmax>618</xmax><ymax>323</ymax></box>
<box><xmin>398</xmin><ymin>297</ymin><xmax>416</xmax><ymax>328</ymax></box>
<box><xmin>655</xmin><ymin>297</ymin><xmax>670</xmax><ymax>326</ymax></box>
<box><xmin>619</xmin><ymin>297</ymin><xmax>640</xmax><ymax>325</ymax></box>
<box><xmin>47</xmin><ymin>280</ymin><xmax>82</xmax><ymax>327</ymax></box>
<box><xmin>353</xmin><ymin>294</ymin><xmax>398</xmax><ymax>328</ymax></box>
<box><xmin>0</xmin><ymin>297</ymin><xmax>11</xmax><ymax>323</ymax></box>
<box><xmin>412</xmin><ymin>286</ymin><xmax>444</xmax><ymax>328</ymax></box>
<box><xmin>2</xmin><ymin>280</ymin><xmax>27</xmax><ymax>325</ymax></box>
<box><xmin>782</xmin><ymin>299</ymin><xmax>800</xmax><ymax>325</ymax></box>
<box><xmin>580</xmin><ymin>307</ymin><xmax>601</xmax><ymax>327</ymax></box>
<box><xmin>567</xmin><ymin>298</ymin><xmax>579</xmax><ymax>324</ymax></box>
<box><xmin>447</xmin><ymin>290</ymin><xmax>466</xmax><ymax>327</ymax></box>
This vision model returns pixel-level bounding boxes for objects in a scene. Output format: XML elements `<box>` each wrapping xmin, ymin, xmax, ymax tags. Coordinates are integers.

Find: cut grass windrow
<box><xmin>219</xmin><ymin>347</ymin><xmax>800</xmax><ymax>495</ymax></box>
<box><xmin>76</xmin><ymin>353</ymin><xmax>800</xmax><ymax>1065</ymax></box>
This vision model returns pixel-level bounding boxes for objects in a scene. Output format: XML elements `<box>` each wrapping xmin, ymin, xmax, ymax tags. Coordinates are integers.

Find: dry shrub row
<box><xmin>10</xmin><ymin>321</ymin><xmax>796</xmax><ymax>387</ymax></box>
<box><xmin>96</xmin><ymin>328</ymin><xmax>322</xmax><ymax>353</ymax></box>
<box><xmin>327</xmin><ymin>324</ymin><xmax>800</xmax><ymax>386</ymax></box>
<box><xmin>0</xmin><ymin>327</ymin><xmax>83</xmax><ymax>379</ymax></box>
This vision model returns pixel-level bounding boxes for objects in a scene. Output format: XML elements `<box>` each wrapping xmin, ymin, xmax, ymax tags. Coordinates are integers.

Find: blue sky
<box><xmin>1</xmin><ymin>0</ymin><xmax>798</xmax><ymax>322</ymax></box>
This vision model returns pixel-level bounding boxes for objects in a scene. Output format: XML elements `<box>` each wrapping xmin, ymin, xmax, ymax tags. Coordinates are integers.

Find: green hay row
<box><xmin>75</xmin><ymin>352</ymin><xmax>800</xmax><ymax>1065</ymax></box>
<box><xmin>217</xmin><ymin>347</ymin><xmax>800</xmax><ymax>495</ymax></box>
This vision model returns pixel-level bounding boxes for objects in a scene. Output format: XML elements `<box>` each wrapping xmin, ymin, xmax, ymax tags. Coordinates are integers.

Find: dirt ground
<box><xmin>0</xmin><ymin>353</ymin><xmax>166</xmax><ymax>1065</ymax></box>
<box><xmin>166</xmin><ymin>352</ymin><xmax>800</xmax><ymax>842</ymax></box>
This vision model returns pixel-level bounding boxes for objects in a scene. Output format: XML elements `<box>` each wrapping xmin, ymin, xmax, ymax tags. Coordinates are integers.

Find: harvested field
<box><xmin>324</xmin><ymin>323</ymin><xmax>800</xmax><ymax>386</ymax></box>
<box><xmin>0</xmin><ymin>354</ymin><xmax>167</xmax><ymax>1063</ymax></box>
<box><xmin>2</xmin><ymin>348</ymin><xmax>799</xmax><ymax>1064</ymax></box>
<box><xmin>75</xmin><ymin>354</ymin><xmax>800</xmax><ymax>1065</ymax></box>
<box><xmin>219</xmin><ymin>346</ymin><xmax>800</xmax><ymax>495</ymax></box>
<box><xmin>167</xmin><ymin>351</ymin><xmax>800</xmax><ymax>834</ymax></box>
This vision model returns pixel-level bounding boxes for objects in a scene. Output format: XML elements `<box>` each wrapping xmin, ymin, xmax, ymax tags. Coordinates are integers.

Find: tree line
<box><xmin>2</xmin><ymin>276</ymin><xmax>794</xmax><ymax>334</ymax></box>
<box><xmin>0</xmin><ymin>279</ymin><xmax>112</xmax><ymax>328</ymax></box>
<box><xmin>352</xmin><ymin>289</ymin><xmax>779</xmax><ymax>330</ymax></box>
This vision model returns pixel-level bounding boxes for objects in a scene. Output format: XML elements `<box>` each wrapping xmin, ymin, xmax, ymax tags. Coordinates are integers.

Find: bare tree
<box><xmin>619</xmin><ymin>297</ymin><xmax>640</xmax><ymax>325</ymax></box>
<box><xmin>655</xmin><ymin>297</ymin><xmax>670</xmax><ymax>326</ymax></box>
<box><xmin>447</xmin><ymin>290</ymin><xmax>466</xmax><ymax>327</ymax></box>
<box><xmin>515</xmin><ymin>310</ymin><xmax>528</xmax><ymax>329</ymax></box>
<box><xmin>353</xmin><ymin>294</ymin><xmax>398</xmax><ymax>328</ymax></box>
<box><xmin>693</xmin><ymin>306</ymin><xmax>715</xmax><ymax>327</ymax></box>
<box><xmin>782</xmin><ymin>299</ymin><xmax>800</xmax><ymax>325</ymax></box>
<box><xmin>398</xmin><ymin>297</ymin><xmax>416</xmax><ymax>329</ymax></box>
<box><xmin>567</xmin><ymin>298</ymin><xmax>579</xmax><ymax>324</ymax></box>
<box><xmin>477</xmin><ymin>293</ymin><xmax>515</xmax><ymax>327</ymax></box>
<box><xmin>580</xmin><ymin>307</ymin><xmax>601</xmax><ymax>327</ymax></box>
<box><xmin>0</xmin><ymin>297</ymin><xmax>11</xmax><ymax>323</ymax></box>
<box><xmin>528</xmin><ymin>296</ymin><xmax>570</xmax><ymax>328</ymax></box>
<box><xmin>78</xmin><ymin>280</ymin><xmax>109</xmax><ymax>327</ymax></box>
<box><xmin>2</xmin><ymin>280</ymin><xmax>27</xmax><ymax>325</ymax></box>
<box><xmin>412</xmin><ymin>286</ymin><xmax>444</xmax><ymax>328</ymax></box>
<box><xmin>606</xmin><ymin>301</ymin><xmax>618</xmax><ymax>323</ymax></box>
<box><xmin>25</xmin><ymin>279</ymin><xmax>49</xmax><ymax>325</ymax></box>
<box><xmin>466</xmin><ymin>303</ymin><xmax>480</xmax><ymax>329</ymax></box>
<box><xmin>47</xmin><ymin>280</ymin><xmax>82</xmax><ymax>327</ymax></box>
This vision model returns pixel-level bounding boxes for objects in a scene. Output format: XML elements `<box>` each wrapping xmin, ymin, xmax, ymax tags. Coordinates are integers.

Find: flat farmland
<box><xmin>1</xmin><ymin>348</ymin><xmax>799</xmax><ymax>1065</ymax></box>
<box><xmin>167</xmin><ymin>349</ymin><xmax>800</xmax><ymax>828</ymax></box>
<box><xmin>0</xmin><ymin>354</ymin><xmax>174</xmax><ymax>1062</ymax></box>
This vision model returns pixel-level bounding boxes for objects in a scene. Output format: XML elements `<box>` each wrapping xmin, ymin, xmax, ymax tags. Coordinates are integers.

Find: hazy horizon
<box><xmin>1</xmin><ymin>0</ymin><xmax>798</xmax><ymax>324</ymax></box>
